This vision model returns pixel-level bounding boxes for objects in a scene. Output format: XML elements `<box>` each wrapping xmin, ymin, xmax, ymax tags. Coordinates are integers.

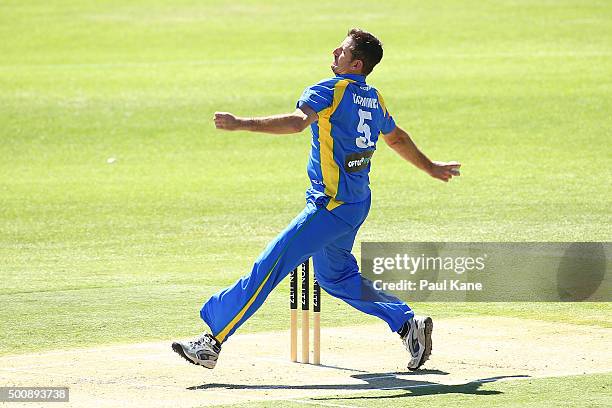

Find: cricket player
<box><xmin>172</xmin><ymin>28</ymin><xmax>460</xmax><ymax>371</ymax></box>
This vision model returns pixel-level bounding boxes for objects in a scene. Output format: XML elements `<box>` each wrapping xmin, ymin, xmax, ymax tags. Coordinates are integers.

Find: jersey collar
<box><xmin>337</xmin><ymin>73</ymin><xmax>366</xmax><ymax>83</ymax></box>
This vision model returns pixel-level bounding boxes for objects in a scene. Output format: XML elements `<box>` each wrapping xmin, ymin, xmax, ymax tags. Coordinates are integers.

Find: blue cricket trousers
<box><xmin>200</xmin><ymin>192</ymin><xmax>413</xmax><ymax>343</ymax></box>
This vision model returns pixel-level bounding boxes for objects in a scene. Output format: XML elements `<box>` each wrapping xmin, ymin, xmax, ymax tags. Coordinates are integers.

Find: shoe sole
<box><xmin>408</xmin><ymin>317</ymin><xmax>433</xmax><ymax>371</ymax></box>
<box><xmin>172</xmin><ymin>342</ymin><xmax>215</xmax><ymax>369</ymax></box>
<box><xmin>172</xmin><ymin>342</ymin><xmax>198</xmax><ymax>366</ymax></box>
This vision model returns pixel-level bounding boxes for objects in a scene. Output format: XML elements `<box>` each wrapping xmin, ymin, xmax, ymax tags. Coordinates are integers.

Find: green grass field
<box><xmin>1</xmin><ymin>0</ymin><xmax>611</xmax><ymax>406</ymax></box>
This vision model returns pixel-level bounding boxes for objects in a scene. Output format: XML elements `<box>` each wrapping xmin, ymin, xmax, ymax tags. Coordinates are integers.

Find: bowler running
<box><xmin>172</xmin><ymin>28</ymin><xmax>461</xmax><ymax>371</ymax></box>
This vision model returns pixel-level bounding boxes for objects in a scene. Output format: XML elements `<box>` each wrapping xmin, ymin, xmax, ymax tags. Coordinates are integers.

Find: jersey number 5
<box><xmin>356</xmin><ymin>109</ymin><xmax>374</xmax><ymax>148</ymax></box>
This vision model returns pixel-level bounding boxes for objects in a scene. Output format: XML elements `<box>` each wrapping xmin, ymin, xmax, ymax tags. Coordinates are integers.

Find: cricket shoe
<box><xmin>402</xmin><ymin>315</ymin><xmax>433</xmax><ymax>370</ymax></box>
<box><xmin>172</xmin><ymin>333</ymin><xmax>221</xmax><ymax>369</ymax></box>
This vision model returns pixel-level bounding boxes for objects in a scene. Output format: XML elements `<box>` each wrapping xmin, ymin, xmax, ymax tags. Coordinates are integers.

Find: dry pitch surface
<box><xmin>1</xmin><ymin>316</ymin><xmax>610</xmax><ymax>407</ymax></box>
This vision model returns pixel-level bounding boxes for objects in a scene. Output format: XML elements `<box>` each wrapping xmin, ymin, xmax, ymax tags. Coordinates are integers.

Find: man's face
<box><xmin>331</xmin><ymin>37</ymin><xmax>358</xmax><ymax>75</ymax></box>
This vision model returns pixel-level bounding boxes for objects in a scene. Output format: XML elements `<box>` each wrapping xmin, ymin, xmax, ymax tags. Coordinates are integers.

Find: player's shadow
<box><xmin>189</xmin><ymin>371</ymin><xmax>528</xmax><ymax>397</ymax></box>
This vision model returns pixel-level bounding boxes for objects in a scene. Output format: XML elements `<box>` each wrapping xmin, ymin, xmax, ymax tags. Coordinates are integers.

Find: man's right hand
<box><xmin>214</xmin><ymin>112</ymin><xmax>242</xmax><ymax>131</ymax></box>
<box><xmin>428</xmin><ymin>161</ymin><xmax>461</xmax><ymax>182</ymax></box>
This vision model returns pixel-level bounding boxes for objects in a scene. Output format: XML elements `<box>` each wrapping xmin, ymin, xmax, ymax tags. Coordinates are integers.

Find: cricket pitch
<box><xmin>1</xmin><ymin>316</ymin><xmax>610</xmax><ymax>407</ymax></box>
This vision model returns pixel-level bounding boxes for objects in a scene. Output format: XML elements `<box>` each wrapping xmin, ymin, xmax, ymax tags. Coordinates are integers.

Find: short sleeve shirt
<box><xmin>296</xmin><ymin>73</ymin><xmax>396</xmax><ymax>204</ymax></box>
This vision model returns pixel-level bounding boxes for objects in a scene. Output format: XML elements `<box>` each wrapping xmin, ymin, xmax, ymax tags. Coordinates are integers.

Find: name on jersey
<box><xmin>352</xmin><ymin>94</ymin><xmax>379</xmax><ymax>109</ymax></box>
<box><xmin>344</xmin><ymin>150</ymin><xmax>375</xmax><ymax>173</ymax></box>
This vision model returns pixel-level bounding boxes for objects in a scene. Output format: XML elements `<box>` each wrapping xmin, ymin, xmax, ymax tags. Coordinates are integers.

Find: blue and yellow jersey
<box><xmin>297</xmin><ymin>73</ymin><xmax>396</xmax><ymax>209</ymax></box>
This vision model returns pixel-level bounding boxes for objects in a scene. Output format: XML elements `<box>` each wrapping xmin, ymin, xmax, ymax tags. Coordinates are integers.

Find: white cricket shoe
<box><xmin>172</xmin><ymin>333</ymin><xmax>221</xmax><ymax>369</ymax></box>
<box><xmin>402</xmin><ymin>315</ymin><xmax>433</xmax><ymax>370</ymax></box>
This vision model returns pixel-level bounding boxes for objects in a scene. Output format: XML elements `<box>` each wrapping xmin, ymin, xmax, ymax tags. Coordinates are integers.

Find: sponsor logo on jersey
<box><xmin>344</xmin><ymin>150</ymin><xmax>375</xmax><ymax>173</ymax></box>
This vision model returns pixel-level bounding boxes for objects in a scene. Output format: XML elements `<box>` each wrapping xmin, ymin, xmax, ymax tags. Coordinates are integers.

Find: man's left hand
<box><xmin>214</xmin><ymin>112</ymin><xmax>242</xmax><ymax>131</ymax></box>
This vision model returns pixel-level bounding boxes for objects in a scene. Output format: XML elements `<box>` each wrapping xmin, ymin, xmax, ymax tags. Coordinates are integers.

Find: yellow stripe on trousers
<box><xmin>318</xmin><ymin>79</ymin><xmax>354</xmax><ymax>211</ymax></box>
<box><xmin>214</xmin><ymin>209</ymin><xmax>322</xmax><ymax>343</ymax></box>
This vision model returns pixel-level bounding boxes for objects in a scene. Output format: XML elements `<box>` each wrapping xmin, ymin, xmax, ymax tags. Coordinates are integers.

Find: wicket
<box><xmin>290</xmin><ymin>259</ymin><xmax>320</xmax><ymax>364</ymax></box>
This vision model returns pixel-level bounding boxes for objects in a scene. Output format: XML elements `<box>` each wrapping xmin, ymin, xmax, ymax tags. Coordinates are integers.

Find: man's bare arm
<box><xmin>214</xmin><ymin>106</ymin><xmax>318</xmax><ymax>134</ymax></box>
<box><xmin>383</xmin><ymin>125</ymin><xmax>461</xmax><ymax>182</ymax></box>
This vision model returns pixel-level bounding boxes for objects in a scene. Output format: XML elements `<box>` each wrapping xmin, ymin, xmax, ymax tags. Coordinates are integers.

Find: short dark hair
<box><xmin>347</xmin><ymin>28</ymin><xmax>383</xmax><ymax>76</ymax></box>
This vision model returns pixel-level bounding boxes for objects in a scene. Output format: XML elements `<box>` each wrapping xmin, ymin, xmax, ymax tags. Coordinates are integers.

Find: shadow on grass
<box><xmin>189</xmin><ymin>370</ymin><xmax>529</xmax><ymax>398</ymax></box>
<box><xmin>315</xmin><ymin>375</ymin><xmax>529</xmax><ymax>401</ymax></box>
